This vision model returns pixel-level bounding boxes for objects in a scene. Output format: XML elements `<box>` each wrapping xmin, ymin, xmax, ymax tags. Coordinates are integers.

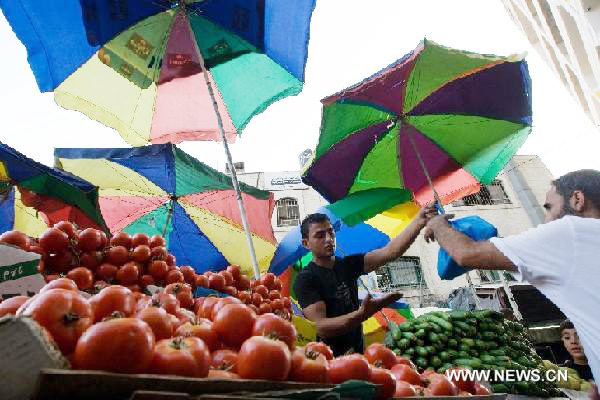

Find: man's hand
<box><xmin>424</xmin><ymin>213</ymin><xmax>454</xmax><ymax>243</ymax></box>
<box><xmin>415</xmin><ymin>205</ymin><xmax>438</xmax><ymax>229</ymax></box>
<box><xmin>358</xmin><ymin>292</ymin><xmax>403</xmax><ymax>319</ymax></box>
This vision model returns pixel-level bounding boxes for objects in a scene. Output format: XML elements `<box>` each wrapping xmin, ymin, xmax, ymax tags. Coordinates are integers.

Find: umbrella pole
<box><xmin>406</xmin><ymin>129</ymin><xmax>481</xmax><ymax>309</ymax></box>
<box><xmin>188</xmin><ymin>18</ymin><xmax>261</xmax><ymax>279</ymax></box>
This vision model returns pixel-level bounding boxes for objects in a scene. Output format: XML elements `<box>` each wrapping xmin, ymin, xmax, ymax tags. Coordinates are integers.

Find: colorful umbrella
<box><xmin>0</xmin><ymin>142</ymin><xmax>106</xmax><ymax>234</ymax></box>
<box><xmin>55</xmin><ymin>144</ymin><xmax>277</xmax><ymax>276</ymax></box>
<box><xmin>302</xmin><ymin>40</ymin><xmax>532</xmax><ymax>220</ymax></box>
<box><xmin>2</xmin><ymin>0</ymin><xmax>316</xmax><ymax>146</ymax></box>
<box><xmin>269</xmin><ymin>201</ymin><xmax>420</xmax><ymax>278</ymax></box>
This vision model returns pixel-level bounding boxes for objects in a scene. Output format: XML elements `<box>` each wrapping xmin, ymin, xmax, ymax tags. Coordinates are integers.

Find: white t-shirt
<box><xmin>490</xmin><ymin>216</ymin><xmax>600</xmax><ymax>383</ymax></box>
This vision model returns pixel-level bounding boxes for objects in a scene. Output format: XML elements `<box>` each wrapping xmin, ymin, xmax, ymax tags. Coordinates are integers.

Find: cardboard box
<box><xmin>0</xmin><ymin>316</ymin><xmax>69</xmax><ymax>400</ymax></box>
<box><xmin>0</xmin><ymin>243</ymin><xmax>44</xmax><ymax>299</ymax></box>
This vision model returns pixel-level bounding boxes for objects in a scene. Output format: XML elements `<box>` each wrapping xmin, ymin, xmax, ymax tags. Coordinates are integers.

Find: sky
<box><xmin>0</xmin><ymin>0</ymin><xmax>599</xmax><ymax>178</ymax></box>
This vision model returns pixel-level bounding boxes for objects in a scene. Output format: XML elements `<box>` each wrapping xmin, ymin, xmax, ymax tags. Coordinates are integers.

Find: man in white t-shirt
<box><xmin>424</xmin><ymin>169</ymin><xmax>600</xmax><ymax>393</ymax></box>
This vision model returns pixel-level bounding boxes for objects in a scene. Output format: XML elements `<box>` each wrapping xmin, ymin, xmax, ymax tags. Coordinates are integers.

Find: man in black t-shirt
<box><xmin>294</xmin><ymin>207</ymin><xmax>434</xmax><ymax>356</ymax></box>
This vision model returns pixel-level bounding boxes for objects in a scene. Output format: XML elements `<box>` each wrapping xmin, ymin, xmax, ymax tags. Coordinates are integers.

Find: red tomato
<box><xmin>282</xmin><ymin>297</ymin><xmax>292</xmax><ymax>309</ymax></box>
<box><xmin>251</xmin><ymin>293</ymin><xmax>263</xmax><ymax>307</ymax></box>
<box><xmin>131</xmin><ymin>245</ymin><xmax>151</xmax><ymax>263</ymax></box>
<box><xmin>89</xmin><ymin>285</ymin><xmax>135</xmax><ymax>322</ymax></box>
<box><xmin>252</xmin><ymin>313</ymin><xmax>297</xmax><ymax>350</ymax></box>
<box><xmin>165</xmin><ymin>254</ymin><xmax>176</xmax><ymax>267</ymax></box>
<box><xmin>152</xmin><ymin>292</ymin><xmax>180</xmax><ymax>315</ymax></box>
<box><xmin>79</xmin><ymin>251</ymin><xmax>104</xmax><ymax>270</ymax></box>
<box><xmin>394</xmin><ymin>380</ymin><xmax>418</xmax><ymax>397</ymax></box>
<box><xmin>199</xmin><ymin>297</ymin><xmax>219</xmax><ymax>319</ymax></box>
<box><xmin>268</xmin><ymin>290</ymin><xmax>281</xmax><ymax>301</ymax></box>
<box><xmin>136</xmin><ymin>306</ymin><xmax>173</xmax><ymax>341</ymax></box>
<box><xmin>193</xmin><ymin>297</ymin><xmax>205</xmax><ymax>315</ymax></box>
<box><xmin>148</xmin><ymin>260</ymin><xmax>169</xmax><ymax>281</ymax></box>
<box><xmin>208</xmin><ymin>369</ymin><xmax>239</xmax><ymax>379</ymax></box>
<box><xmin>99</xmin><ymin>230</ymin><xmax>108</xmax><ymax>249</ymax></box>
<box><xmin>305</xmin><ymin>341</ymin><xmax>334</xmax><ymax>361</ymax></box>
<box><xmin>165</xmin><ymin>269</ymin><xmax>184</xmax><ymax>285</ymax></box>
<box><xmin>21</xmin><ymin>289</ymin><xmax>92</xmax><ymax>354</ymax></box>
<box><xmin>221</xmin><ymin>286</ymin><xmax>236</xmax><ymax>297</ymax></box>
<box><xmin>131</xmin><ymin>233</ymin><xmax>149</xmax><ymax>247</ymax></box>
<box><xmin>427</xmin><ymin>374</ymin><xmax>459</xmax><ymax>396</ymax></box>
<box><xmin>179</xmin><ymin>266</ymin><xmax>196</xmax><ymax>285</ymax></box>
<box><xmin>40</xmin><ymin>277</ymin><xmax>78</xmax><ymax>293</ymax></box>
<box><xmin>258</xmin><ymin>303</ymin><xmax>272</xmax><ymax>314</ymax></box>
<box><xmin>364</xmin><ymin>343</ymin><xmax>397</xmax><ymax>369</ymax></box>
<box><xmin>116</xmin><ymin>262</ymin><xmax>140</xmax><ymax>286</ymax></box>
<box><xmin>106</xmin><ymin>246</ymin><xmax>129</xmax><ymax>266</ymax></box>
<box><xmin>150</xmin><ymin>336</ymin><xmax>210</xmax><ymax>377</ymax></box>
<box><xmin>395</xmin><ymin>355</ymin><xmax>417</xmax><ymax>369</ymax></box>
<box><xmin>0</xmin><ymin>295</ymin><xmax>29</xmax><ymax>317</ymax></box>
<box><xmin>235</xmin><ymin>275</ymin><xmax>251</xmax><ymax>291</ymax></box>
<box><xmin>211</xmin><ymin>349</ymin><xmax>238</xmax><ymax>372</ymax></box>
<box><xmin>164</xmin><ymin>283</ymin><xmax>194</xmax><ymax>309</ymax></box>
<box><xmin>77</xmin><ymin>228</ymin><xmax>102</xmax><ymax>252</ymax></box>
<box><xmin>208</xmin><ymin>274</ymin><xmax>226</xmax><ymax>291</ymax></box>
<box><xmin>237</xmin><ymin>336</ymin><xmax>292</xmax><ymax>381</ymax></box>
<box><xmin>446</xmin><ymin>367</ymin><xmax>475</xmax><ymax>393</ymax></box>
<box><xmin>67</xmin><ymin>267</ymin><xmax>94</xmax><ymax>290</ymax></box>
<box><xmin>420</xmin><ymin>369</ymin><xmax>438</xmax><ymax>385</ymax></box>
<box><xmin>95</xmin><ymin>262</ymin><xmax>117</xmax><ymax>281</ymax></box>
<box><xmin>328</xmin><ymin>354</ymin><xmax>372</xmax><ymax>384</ymax></box>
<box><xmin>289</xmin><ymin>347</ymin><xmax>328</xmax><ymax>383</ymax></box>
<box><xmin>273</xmin><ymin>279</ymin><xmax>283</xmax><ymax>291</ymax></box>
<box><xmin>210</xmin><ymin>297</ymin><xmax>243</xmax><ymax>321</ymax></box>
<box><xmin>370</xmin><ymin>367</ymin><xmax>397</xmax><ymax>400</ymax></box>
<box><xmin>254</xmin><ymin>284</ymin><xmax>268</xmax><ymax>298</ymax></box>
<box><xmin>270</xmin><ymin>298</ymin><xmax>284</xmax><ymax>311</ymax></box>
<box><xmin>90</xmin><ymin>280</ymin><xmax>109</xmax><ymax>295</ymax></box>
<box><xmin>473</xmin><ymin>382</ymin><xmax>492</xmax><ymax>395</ymax></box>
<box><xmin>150</xmin><ymin>246</ymin><xmax>168</xmax><ymax>261</ymax></box>
<box><xmin>175</xmin><ymin>319</ymin><xmax>221</xmax><ymax>352</ymax></box>
<box><xmin>73</xmin><ymin>318</ymin><xmax>155</xmax><ymax>373</ymax></box>
<box><xmin>237</xmin><ymin>291</ymin><xmax>251</xmax><ymax>304</ymax></box>
<box><xmin>148</xmin><ymin>234</ymin><xmax>166</xmax><ymax>248</ymax></box>
<box><xmin>391</xmin><ymin>364</ymin><xmax>421</xmax><ymax>385</ymax></box>
<box><xmin>195</xmin><ymin>274</ymin><xmax>209</xmax><ymax>288</ymax></box>
<box><xmin>139</xmin><ymin>274</ymin><xmax>155</xmax><ymax>289</ymax></box>
<box><xmin>45</xmin><ymin>251</ymin><xmax>75</xmax><ymax>273</ymax></box>
<box><xmin>39</xmin><ymin>228</ymin><xmax>69</xmax><ymax>254</ymax></box>
<box><xmin>260</xmin><ymin>273</ymin><xmax>276</xmax><ymax>290</ymax></box>
<box><xmin>0</xmin><ymin>230</ymin><xmax>30</xmax><ymax>250</ymax></box>
<box><xmin>248</xmin><ymin>304</ymin><xmax>259</xmax><ymax>314</ymax></box>
<box><xmin>110</xmin><ymin>232</ymin><xmax>132</xmax><ymax>249</ymax></box>
<box><xmin>226</xmin><ymin>265</ymin><xmax>242</xmax><ymax>281</ymax></box>
<box><xmin>175</xmin><ymin>307</ymin><xmax>196</xmax><ymax>326</ymax></box>
<box><xmin>53</xmin><ymin>221</ymin><xmax>77</xmax><ymax>239</ymax></box>
<box><xmin>213</xmin><ymin>304</ymin><xmax>257</xmax><ymax>348</ymax></box>
<box><xmin>219</xmin><ymin>270</ymin><xmax>234</xmax><ymax>286</ymax></box>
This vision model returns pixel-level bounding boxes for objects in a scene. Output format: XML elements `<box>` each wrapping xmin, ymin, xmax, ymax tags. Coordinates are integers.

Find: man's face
<box><xmin>562</xmin><ymin>328</ymin><xmax>586</xmax><ymax>360</ymax></box>
<box><xmin>543</xmin><ymin>185</ymin><xmax>568</xmax><ymax>223</ymax></box>
<box><xmin>302</xmin><ymin>221</ymin><xmax>336</xmax><ymax>258</ymax></box>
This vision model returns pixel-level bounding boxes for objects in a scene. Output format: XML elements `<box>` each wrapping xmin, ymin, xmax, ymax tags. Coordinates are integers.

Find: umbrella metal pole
<box><xmin>186</xmin><ymin>16</ymin><xmax>261</xmax><ymax>279</ymax></box>
<box><xmin>406</xmin><ymin>129</ymin><xmax>482</xmax><ymax>309</ymax></box>
<box><xmin>499</xmin><ymin>272</ymin><xmax>523</xmax><ymax>321</ymax></box>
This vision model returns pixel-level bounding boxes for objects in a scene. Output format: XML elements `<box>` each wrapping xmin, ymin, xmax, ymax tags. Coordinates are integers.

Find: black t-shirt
<box><xmin>563</xmin><ymin>359</ymin><xmax>594</xmax><ymax>381</ymax></box>
<box><xmin>294</xmin><ymin>255</ymin><xmax>365</xmax><ymax>356</ymax></box>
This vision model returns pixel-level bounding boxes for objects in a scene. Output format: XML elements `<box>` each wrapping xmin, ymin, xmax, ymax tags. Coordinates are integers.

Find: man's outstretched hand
<box><xmin>359</xmin><ymin>292</ymin><xmax>403</xmax><ymax>319</ymax></box>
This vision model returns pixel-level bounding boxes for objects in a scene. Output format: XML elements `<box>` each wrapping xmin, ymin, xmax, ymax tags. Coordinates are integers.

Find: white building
<box><xmin>502</xmin><ymin>0</ymin><xmax>600</xmax><ymax>128</ymax></box>
<box><xmin>236</xmin><ymin>155</ymin><xmax>554</xmax><ymax>308</ymax></box>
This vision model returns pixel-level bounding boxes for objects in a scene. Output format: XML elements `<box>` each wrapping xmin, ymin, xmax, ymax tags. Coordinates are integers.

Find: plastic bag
<box><xmin>437</xmin><ymin>215</ymin><xmax>498</xmax><ymax>280</ymax></box>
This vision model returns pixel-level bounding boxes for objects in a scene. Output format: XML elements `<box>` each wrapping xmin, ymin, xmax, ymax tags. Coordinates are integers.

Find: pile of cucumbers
<box><xmin>384</xmin><ymin>309</ymin><xmax>563</xmax><ymax>397</ymax></box>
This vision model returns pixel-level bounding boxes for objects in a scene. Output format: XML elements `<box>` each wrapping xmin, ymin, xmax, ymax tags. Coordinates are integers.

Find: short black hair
<box><xmin>300</xmin><ymin>213</ymin><xmax>330</xmax><ymax>239</ymax></box>
<box><xmin>560</xmin><ymin>319</ymin><xmax>574</xmax><ymax>333</ymax></box>
<box><xmin>553</xmin><ymin>169</ymin><xmax>600</xmax><ymax>210</ymax></box>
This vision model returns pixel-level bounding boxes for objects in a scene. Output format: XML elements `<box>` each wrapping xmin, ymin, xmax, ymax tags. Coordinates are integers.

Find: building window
<box><xmin>452</xmin><ymin>180</ymin><xmax>511</xmax><ymax>206</ymax></box>
<box><xmin>276</xmin><ymin>197</ymin><xmax>300</xmax><ymax>227</ymax></box>
<box><xmin>376</xmin><ymin>257</ymin><xmax>426</xmax><ymax>290</ymax></box>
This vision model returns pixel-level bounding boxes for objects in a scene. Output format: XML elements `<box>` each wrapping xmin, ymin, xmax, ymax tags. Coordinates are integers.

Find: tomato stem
<box><xmin>62</xmin><ymin>312</ymin><xmax>80</xmax><ymax>325</ymax></box>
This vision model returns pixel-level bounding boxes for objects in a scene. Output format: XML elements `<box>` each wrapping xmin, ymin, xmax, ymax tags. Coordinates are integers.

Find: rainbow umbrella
<box><xmin>55</xmin><ymin>144</ymin><xmax>276</xmax><ymax>276</ymax></box>
<box><xmin>2</xmin><ymin>0</ymin><xmax>316</xmax><ymax>146</ymax></box>
<box><xmin>302</xmin><ymin>40</ymin><xmax>532</xmax><ymax>220</ymax></box>
<box><xmin>0</xmin><ymin>142</ymin><xmax>106</xmax><ymax>235</ymax></box>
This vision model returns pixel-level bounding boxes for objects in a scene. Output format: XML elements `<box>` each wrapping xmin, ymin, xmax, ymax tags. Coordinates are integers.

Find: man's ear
<box><xmin>301</xmin><ymin>238</ymin><xmax>309</xmax><ymax>249</ymax></box>
<box><xmin>571</xmin><ymin>190</ymin><xmax>586</xmax><ymax>212</ymax></box>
